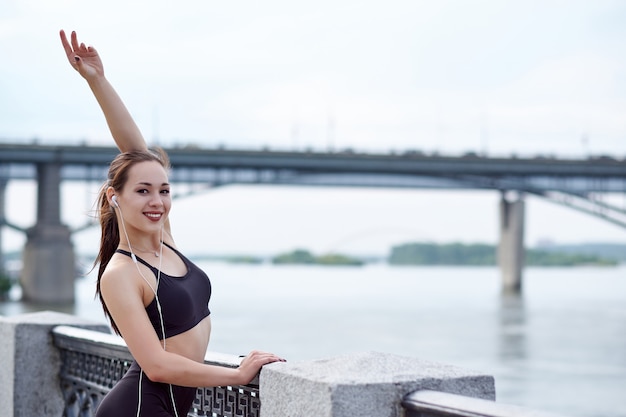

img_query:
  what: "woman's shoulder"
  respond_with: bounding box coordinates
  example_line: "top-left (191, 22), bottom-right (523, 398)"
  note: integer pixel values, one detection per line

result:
top-left (101, 253), bottom-right (142, 289)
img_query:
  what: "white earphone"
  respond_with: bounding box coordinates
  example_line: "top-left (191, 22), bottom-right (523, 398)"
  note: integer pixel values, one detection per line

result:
top-left (112, 195), bottom-right (119, 207)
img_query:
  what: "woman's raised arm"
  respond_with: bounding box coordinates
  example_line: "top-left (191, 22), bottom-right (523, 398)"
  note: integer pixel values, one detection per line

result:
top-left (60, 29), bottom-right (147, 153)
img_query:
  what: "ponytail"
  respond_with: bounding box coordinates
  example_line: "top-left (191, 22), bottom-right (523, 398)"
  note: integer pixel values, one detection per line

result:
top-left (94, 184), bottom-right (121, 333)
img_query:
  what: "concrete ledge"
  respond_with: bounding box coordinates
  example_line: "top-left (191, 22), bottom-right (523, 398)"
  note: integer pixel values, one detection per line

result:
top-left (0, 311), bottom-right (109, 417)
top-left (260, 351), bottom-right (495, 417)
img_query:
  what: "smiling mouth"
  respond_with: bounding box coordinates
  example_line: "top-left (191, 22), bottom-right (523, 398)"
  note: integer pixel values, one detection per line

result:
top-left (144, 212), bottom-right (163, 220)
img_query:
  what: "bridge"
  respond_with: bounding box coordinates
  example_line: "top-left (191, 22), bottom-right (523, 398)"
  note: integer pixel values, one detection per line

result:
top-left (1, 142), bottom-right (625, 302)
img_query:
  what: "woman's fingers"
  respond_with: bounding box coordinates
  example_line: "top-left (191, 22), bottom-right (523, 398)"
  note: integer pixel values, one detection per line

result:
top-left (70, 30), bottom-right (80, 52)
top-left (244, 350), bottom-right (286, 367)
top-left (238, 351), bottom-right (285, 385)
top-left (59, 30), bottom-right (76, 64)
top-left (241, 351), bottom-right (285, 369)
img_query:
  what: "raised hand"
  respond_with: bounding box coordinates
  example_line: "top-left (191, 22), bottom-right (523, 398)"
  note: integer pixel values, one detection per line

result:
top-left (59, 29), bottom-right (104, 82)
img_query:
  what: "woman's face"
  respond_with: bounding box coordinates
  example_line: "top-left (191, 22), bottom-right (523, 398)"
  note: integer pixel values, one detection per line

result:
top-left (116, 160), bottom-right (171, 234)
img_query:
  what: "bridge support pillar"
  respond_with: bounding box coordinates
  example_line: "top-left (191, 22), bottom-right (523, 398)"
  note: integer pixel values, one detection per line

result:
top-left (498, 192), bottom-right (525, 294)
top-left (20, 163), bottom-right (75, 303)
top-left (0, 179), bottom-right (6, 272)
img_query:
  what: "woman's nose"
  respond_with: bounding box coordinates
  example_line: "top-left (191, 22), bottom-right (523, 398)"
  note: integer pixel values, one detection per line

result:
top-left (149, 193), bottom-right (164, 206)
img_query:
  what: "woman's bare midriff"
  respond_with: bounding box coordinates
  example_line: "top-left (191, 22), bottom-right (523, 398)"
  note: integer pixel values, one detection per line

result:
top-left (164, 315), bottom-right (212, 362)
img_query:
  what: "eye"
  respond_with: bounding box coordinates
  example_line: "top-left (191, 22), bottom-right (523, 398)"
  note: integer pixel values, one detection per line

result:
top-left (137, 189), bottom-right (149, 194)
top-left (160, 189), bottom-right (171, 195)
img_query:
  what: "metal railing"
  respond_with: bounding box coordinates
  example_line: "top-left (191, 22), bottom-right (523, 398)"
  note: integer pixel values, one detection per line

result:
top-left (52, 326), bottom-right (260, 417)
top-left (53, 325), bottom-right (571, 417)
top-left (402, 390), bottom-right (567, 417)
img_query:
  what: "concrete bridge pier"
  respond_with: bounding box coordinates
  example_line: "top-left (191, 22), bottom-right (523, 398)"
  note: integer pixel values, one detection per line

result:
top-left (498, 192), bottom-right (525, 294)
top-left (21, 163), bottom-right (75, 303)
top-left (0, 179), bottom-right (6, 272)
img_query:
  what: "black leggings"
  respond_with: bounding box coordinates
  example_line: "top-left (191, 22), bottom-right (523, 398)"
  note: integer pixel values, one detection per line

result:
top-left (95, 361), bottom-right (196, 417)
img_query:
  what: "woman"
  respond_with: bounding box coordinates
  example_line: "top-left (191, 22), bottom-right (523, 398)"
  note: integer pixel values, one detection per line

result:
top-left (59, 29), bottom-right (285, 417)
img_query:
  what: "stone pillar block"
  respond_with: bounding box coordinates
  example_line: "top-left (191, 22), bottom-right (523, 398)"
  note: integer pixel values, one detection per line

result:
top-left (499, 194), bottom-right (526, 294)
top-left (0, 311), bottom-right (109, 417)
top-left (21, 224), bottom-right (75, 303)
top-left (260, 351), bottom-right (495, 417)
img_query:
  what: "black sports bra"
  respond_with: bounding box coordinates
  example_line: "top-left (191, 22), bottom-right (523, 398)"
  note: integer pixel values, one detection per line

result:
top-left (116, 243), bottom-right (211, 339)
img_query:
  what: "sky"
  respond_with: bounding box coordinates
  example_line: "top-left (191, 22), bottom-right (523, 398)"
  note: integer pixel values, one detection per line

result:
top-left (1, 0), bottom-right (626, 256)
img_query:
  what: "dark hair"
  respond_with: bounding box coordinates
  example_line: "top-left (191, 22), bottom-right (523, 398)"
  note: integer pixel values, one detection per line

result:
top-left (94, 147), bottom-right (170, 335)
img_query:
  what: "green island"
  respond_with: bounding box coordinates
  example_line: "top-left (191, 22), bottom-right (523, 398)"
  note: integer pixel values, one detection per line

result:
top-left (272, 249), bottom-right (364, 266)
top-left (219, 255), bottom-right (264, 264)
top-left (388, 242), bottom-right (619, 267)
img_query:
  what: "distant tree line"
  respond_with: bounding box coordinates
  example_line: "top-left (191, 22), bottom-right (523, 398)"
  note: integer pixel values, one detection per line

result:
top-left (525, 249), bottom-right (617, 266)
top-left (389, 243), bottom-right (495, 265)
top-left (536, 243), bottom-right (626, 262)
top-left (272, 249), bottom-right (364, 266)
top-left (194, 243), bottom-right (621, 267)
top-left (388, 242), bottom-right (618, 266)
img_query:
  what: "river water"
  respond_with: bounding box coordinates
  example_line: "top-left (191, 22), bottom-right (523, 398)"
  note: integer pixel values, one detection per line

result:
top-left (2, 262), bottom-right (625, 417)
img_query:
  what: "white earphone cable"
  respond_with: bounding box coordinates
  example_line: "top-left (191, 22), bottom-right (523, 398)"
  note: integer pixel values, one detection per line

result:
top-left (114, 200), bottom-right (178, 417)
